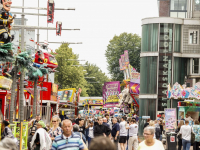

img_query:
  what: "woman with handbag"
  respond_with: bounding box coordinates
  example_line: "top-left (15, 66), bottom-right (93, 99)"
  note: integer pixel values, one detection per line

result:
top-left (175, 120), bottom-right (184, 150)
top-left (192, 120), bottom-right (200, 150)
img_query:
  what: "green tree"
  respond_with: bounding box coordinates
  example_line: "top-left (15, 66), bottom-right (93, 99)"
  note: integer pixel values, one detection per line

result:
top-left (105, 32), bottom-right (141, 81)
top-left (84, 62), bottom-right (110, 96)
top-left (54, 43), bottom-right (88, 96)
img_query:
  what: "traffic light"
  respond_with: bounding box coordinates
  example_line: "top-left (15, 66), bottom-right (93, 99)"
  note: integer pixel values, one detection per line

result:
top-left (47, 0), bottom-right (54, 23)
top-left (56, 21), bottom-right (62, 36)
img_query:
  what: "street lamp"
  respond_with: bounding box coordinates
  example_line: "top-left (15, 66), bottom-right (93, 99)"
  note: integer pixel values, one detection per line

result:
top-left (72, 65), bottom-right (88, 67)
top-left (84, 77), bottom-right (95, 79)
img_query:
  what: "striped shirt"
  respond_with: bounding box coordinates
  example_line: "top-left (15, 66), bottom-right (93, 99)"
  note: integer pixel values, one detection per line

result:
top-left (51, 132), bottom-right (84, 150)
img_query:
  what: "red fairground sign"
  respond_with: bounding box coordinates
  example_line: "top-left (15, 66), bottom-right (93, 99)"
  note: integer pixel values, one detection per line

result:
top-left (47, 0), bottom-right (54, 23)
top-left (56, 21), bottom-right (62, 36)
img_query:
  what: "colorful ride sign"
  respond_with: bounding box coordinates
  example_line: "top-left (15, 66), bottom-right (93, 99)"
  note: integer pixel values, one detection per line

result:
top-left (103, 81), bottom-right (121, 108)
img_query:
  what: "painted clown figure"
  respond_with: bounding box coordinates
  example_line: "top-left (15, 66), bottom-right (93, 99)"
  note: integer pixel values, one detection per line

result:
top-left (0, 0), bottom-right (13, 45)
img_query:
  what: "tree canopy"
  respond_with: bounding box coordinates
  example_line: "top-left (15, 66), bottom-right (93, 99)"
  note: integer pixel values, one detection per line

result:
top-left (84, 62), bottom-right (110, 96)
top-left (105, 32), bottom-right (141, 81)
top-left (54, 43), bottom-right (88, 96)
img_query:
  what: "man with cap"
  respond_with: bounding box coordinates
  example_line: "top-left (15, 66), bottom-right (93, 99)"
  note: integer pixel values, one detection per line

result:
top-left (0, 0), bottom-right (14, 44)
top-left (31, 121), bottom-right (52, 150)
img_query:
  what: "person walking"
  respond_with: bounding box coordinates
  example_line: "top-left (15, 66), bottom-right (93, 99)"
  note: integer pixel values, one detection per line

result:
top-left (143, 119), bottom-right (150, 129)
top-left (127, 119), bottom-right (138, 150)
top-left (75, 114), bottom-right (82, 125)
top-left (86, 121), bottom-right (94, 147)
top-left (73, 124), bottom-right (86, 144)
top-left (180, 120), bottom-right (192, 150)
top-left (119, 116), bottom-right (128, 150)
top-left (79, 119), bottom-right (86, 135)
top-left (111, 118), bottom-right (120, 150)
top-left (192, 120), bottom-right (200, 150)
top-left (103, 118), bottom-right (110, 128)
top-left (28, 126), bottom-right (36, 150)
top-left (51, 119), bottom-right (85, 150)
top-left (31, 120), bottom-right (52, 150)
top-left (137, 126), bottom-right (164, 150)
top-left (105, 114), bottom-right (112, 129)
top-left (175, 120), bottom-right (184, 150)
top-left (84, 116), bottom-right (89, 127)
top-left (155, 120), bottom-right (161, 140)
top-left (94, 118), bottom-right (111, 137)
top-left (159, 120), bottom-right (163, 141)
top-left (48, 115), bottom-right (63, 141)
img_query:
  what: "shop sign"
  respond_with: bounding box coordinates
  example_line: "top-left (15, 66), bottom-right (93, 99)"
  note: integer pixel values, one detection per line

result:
top-left (58, 88), bottom-right (76, 103)
top-left (103, 81), bottom-right (121, 108)
top-left (158, 24), bottom-right (173, 111)
top-left (51, 83), bottom-right (58, 102)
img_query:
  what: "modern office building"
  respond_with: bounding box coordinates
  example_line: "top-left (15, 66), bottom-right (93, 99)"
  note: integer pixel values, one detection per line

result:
top-left (139, 0), bottom-right (200, 126)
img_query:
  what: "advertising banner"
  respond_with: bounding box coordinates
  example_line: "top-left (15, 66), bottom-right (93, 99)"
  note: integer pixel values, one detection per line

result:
top-left (58, 88), bottom-right (76, 103)
top-left (51, 83), bottom-right (58, 102)
top-left (124, 50), bottom-right (129, 66)
top-left (47, 0), bottom-right (54, 23)
top-left (103, 81), bottom-right (121, 108)
top-left (165, 108), bottom-right (177, 132)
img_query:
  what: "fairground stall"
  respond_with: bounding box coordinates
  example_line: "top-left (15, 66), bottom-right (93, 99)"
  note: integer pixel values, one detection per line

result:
top-left (57, 88), bottom-right (77, 119)
top-left (167, 82), bottom-right (200, 122)
top-left (79, 97), bottom-right (103, 117)
top-left (116, 50), bottom-right (140, 117)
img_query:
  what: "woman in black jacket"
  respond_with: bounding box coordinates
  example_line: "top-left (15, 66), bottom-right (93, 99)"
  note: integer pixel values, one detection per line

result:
top-left (143, 118), bottom-right (150, 129)
top-left (175, 120), bottom-right (184, 150)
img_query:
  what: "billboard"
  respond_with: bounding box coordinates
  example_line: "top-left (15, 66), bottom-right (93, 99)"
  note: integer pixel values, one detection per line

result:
top-left (58, 88), bottom-right (76, 103)
top-left (165, 108), bottom-right (177, 132)
top-left (103, 81), bottom-right (121, 108)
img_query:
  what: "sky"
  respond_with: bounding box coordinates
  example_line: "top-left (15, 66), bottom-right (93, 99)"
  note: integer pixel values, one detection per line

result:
top-left (11, 0), bottom-right (158, 77)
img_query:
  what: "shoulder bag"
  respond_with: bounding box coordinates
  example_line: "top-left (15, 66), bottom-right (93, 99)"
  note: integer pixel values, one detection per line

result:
top-left (191, 127), bottom-right (195, 144)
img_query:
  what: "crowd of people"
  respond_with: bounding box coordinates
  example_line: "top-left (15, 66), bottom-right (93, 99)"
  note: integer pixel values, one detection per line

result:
top-left (0, 112), bottom-right (167, 150)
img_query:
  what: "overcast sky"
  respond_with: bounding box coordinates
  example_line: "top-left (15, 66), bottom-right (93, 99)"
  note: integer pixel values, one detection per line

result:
top-left (11, 0), bottom-right (158, 77)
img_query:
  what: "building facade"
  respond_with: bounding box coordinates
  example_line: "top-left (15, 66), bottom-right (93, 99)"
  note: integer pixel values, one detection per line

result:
top-left (139, 0), bottom-right (200, 126)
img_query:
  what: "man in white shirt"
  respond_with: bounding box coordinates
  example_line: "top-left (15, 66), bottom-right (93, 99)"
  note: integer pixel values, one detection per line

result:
top-left (127, 119), bottom-right (138, 150)
top-left (185, 114), bottom-right (193, 122)
top-left (180, 120), bottom-right (191, 150)
top-left (119, 116), bottom-right (127, 150)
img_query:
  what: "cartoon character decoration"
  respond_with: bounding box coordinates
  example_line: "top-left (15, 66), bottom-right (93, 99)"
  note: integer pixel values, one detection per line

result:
top-left (122, 87), bottom-right (133, 104)
top-left (0, 0), bottom-right (15, 44)
top-left (47, 0), bottom-right (54, 23)
top-left (34, 50), bottom-right (58, 70)
top-left (56, 21), bottom-right (62, 36)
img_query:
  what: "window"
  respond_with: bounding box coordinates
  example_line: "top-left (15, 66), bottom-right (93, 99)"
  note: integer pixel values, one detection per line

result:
top-left (192, 58), bottom-right (199, 74)
top-left (174, 24), bottom-right (181, 52)
top-left (140, 57), bottom-right (157, 94)
top-left (189, 30), bottom-right (199, 45)
top-left (142, 24), bottom-right (158, 52)
top-left (170, 0), bottom-right (187, 11)
top-left (195, 0), bottom-right (200, 11)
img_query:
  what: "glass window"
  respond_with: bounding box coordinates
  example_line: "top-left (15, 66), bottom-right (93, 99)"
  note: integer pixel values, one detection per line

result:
top-left (189, 30), bottom-right (199, 45)
top-left (139, 99), bottom-right (156, 135)
top-left (195, 0), bottom-right (200, 11)
top-left (174, 24), bottom-right (181, 52)
top-left (173, 58), bottom-right (187, 84)
top-left (140, 57), bottom-right (157, 94)
top-left (192, 58), bottom-right (199, 74)
top-left (170, 0), bottom-right (187, 10)
top-left (142, 24), bottom-right (158, 52)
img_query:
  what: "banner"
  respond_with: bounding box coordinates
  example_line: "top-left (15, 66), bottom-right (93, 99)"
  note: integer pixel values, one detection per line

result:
top-left (124, 50), bottom-right (129, 66)
top-left (58, 88), bottom-right (76, 103)
top-left (103, 81), bottom-right (121, 108)
top-left (165, 108), bottom-right (177, 132)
